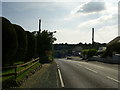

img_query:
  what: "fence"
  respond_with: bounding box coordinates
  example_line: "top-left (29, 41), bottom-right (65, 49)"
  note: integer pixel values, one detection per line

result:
top-left (0, 57), bottom-right (41, 79)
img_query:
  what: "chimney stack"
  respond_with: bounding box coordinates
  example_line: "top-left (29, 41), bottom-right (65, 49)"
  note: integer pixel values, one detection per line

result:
top-left (39, 19), bottom-right (41, 33)
top-left (92, 28), bottom-right (94, 44)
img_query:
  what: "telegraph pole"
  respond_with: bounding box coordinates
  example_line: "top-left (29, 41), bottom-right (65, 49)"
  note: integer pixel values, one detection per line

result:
top-left (92, 28), bottom-right (94, 44)
top-left (39, 19), bottom-right (41, 33)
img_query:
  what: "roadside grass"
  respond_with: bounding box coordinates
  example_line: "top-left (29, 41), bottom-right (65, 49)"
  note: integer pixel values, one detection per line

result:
top-left (16, 62), bottom-right (41, 81)
top-left (2, 61), bottom-right (24, 75)
top-left (1, 60), bottom-right (41, 87)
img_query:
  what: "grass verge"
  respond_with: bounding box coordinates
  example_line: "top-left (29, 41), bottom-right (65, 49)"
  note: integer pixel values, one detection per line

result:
top-left (2, 61), bottom-right (41, 89)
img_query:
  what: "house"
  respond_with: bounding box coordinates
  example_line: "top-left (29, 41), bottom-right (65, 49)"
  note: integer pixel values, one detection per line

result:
top-left (107, 36), bottom-right (120, 46)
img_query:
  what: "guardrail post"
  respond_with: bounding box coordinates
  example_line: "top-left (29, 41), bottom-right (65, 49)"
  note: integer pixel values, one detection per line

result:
top-left (15, 66), bottom-right (17, 79)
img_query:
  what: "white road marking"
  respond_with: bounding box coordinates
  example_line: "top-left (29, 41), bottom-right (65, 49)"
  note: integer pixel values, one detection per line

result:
top-left (57, 65), bottom-right (65, 88)
top-left (78, 62), bottom-right (104, 69)
top-left (85, 67), bottom-right (98, 73)
top-left (57, 65), bottom-right (59, 68)
top-left (106, 76), bottom-right (120, 83)
top-left (77, 64), bottom-right (82, 67)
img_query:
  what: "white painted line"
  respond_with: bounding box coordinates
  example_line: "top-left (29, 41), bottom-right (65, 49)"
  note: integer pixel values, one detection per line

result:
top-left (57, 65), bottom-right (59, 68)
top-left (58, 69), bottom-right (65, 88)
top-left (78, 62), bottom-right (104, 69)
top-left (106, 76), bottom-right (120, 83)
top-left (85, 67), bottom-right (98, 73)
top-left (77, 64), bottom-right (82, 67)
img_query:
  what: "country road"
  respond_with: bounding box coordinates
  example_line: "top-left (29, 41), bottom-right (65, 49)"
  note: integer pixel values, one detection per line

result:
top-left (56, 58), bottom-right (119, 88)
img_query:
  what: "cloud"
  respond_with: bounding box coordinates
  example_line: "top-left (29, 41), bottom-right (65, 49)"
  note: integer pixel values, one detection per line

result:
top-left (95, 25), bottom-right (118, 43)
top-left (64, 2), bottom-right (107, 21)
top-left (76, 2), bottom-right (106, 14)
top-left (77, 14), bottom-right (117, 30)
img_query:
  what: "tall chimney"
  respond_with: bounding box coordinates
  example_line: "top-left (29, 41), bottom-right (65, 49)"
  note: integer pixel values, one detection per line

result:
top-left (39, 19), bottom-right (41, 33)
top-left (92, 28), bottom-right (94, 44)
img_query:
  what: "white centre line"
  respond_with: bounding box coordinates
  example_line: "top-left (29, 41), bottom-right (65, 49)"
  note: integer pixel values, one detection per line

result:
top-left (77, 64), bottom-right (82, 67)
top-left (106, 76), bottom-right (120, 83)
top-left (85, 67), bottom-right (98, 73)
top-left (78, 62), bottom-right (105, 69)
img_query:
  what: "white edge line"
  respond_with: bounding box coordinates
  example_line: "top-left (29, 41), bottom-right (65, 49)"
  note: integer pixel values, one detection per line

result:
top-left (106, 76), bottom-right (120, 83)
top-left (57, 65), bottom-right (65, 88)
top-left (85, 67), bottom-right (98, 73)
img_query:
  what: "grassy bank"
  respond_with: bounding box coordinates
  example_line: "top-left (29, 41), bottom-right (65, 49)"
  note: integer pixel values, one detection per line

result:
top-left (2, 61), bottom-right (41, 89)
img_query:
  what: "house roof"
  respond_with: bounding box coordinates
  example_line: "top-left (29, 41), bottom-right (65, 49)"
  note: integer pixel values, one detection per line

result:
top-left (107, 36), bottom-right (120, 46)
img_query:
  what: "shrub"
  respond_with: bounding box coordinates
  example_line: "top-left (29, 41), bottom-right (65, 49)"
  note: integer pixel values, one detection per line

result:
top-left (87, 49), bottom-right (97, 57)
top-left (82, 49), bottom-right (97, 58)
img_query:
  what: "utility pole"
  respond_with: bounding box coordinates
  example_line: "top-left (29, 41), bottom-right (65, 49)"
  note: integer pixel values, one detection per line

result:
top-left (39, 19), bottom-right (41, 33)
top-left (92, 28), bottom-right (94, 44)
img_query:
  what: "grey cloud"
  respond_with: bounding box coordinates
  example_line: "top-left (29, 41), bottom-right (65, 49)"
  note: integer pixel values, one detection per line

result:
top-left (77, 2), bottom-right (106, 13)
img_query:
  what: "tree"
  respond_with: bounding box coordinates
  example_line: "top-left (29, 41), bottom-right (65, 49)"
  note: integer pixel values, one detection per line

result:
top-left (13, 24), bottom-right (27, 62)
top-left (36, 30), bottom-right (56, 63)
top-left (2, 17), bottom-right (18, 66)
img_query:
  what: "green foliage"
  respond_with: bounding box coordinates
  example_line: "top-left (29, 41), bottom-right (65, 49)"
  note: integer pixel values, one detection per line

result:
top-left (82, 49), bottom-right (89, 56)
top-left (2, 17), bottom-right (18, 66)
top-left (25, 31), bottom-right (36, 62)
top-left (36, 30), bottom-right (56, 63)
top-left (87, 49), bottom-right (97, 57)
top-left (2, 17), bottom-right (57, 66)
top-left (82, 49), bottom-right (97, 58)
top-left (13, 24), bottom-right (27, 62)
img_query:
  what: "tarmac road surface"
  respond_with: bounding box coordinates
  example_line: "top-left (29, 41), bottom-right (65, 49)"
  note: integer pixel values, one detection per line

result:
top-left (56, 58), bottom-right (119, 88)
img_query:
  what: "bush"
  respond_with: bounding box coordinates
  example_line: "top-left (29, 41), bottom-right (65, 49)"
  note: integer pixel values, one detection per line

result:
top-left (2, 17), bottom-right (18, 66)
top-left (82, 49), bottom-right (97, 58)
top-left (87, 49), bottom-right (97, 57)
top-left (25, 31), bottom-right (36, 62)
top-left (13, 24), bottom-right (27, 62)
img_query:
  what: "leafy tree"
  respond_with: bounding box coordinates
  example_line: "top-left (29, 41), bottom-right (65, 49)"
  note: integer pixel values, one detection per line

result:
top-left (36, 30), bottom-right (56, 63)
top-left (13, 24), bottom-right (27, 62)
top-left (2, 17), bottom-right (18, 66)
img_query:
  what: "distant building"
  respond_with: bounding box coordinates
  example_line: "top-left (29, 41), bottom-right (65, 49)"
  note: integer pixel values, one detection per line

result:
top-left (98, 47), bottom-right (107, 53)
top-left (72, 46), bottom-right (83, 56)
top-left (107, 36), bottom-right (120, 55)
top-left (97, 47), bottom-right (107, 56)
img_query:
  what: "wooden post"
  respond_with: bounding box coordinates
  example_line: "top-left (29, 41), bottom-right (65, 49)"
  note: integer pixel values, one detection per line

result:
top-left (15, 66), bottom-right (17, 79)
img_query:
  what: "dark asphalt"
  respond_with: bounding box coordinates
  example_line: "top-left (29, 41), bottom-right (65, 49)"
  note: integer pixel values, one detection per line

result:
top-left (55, 58), bottom-right (119, 88)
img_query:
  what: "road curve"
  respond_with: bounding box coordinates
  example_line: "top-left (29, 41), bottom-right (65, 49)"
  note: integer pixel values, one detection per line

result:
top-left (55, 58), bottom-right (119, 88)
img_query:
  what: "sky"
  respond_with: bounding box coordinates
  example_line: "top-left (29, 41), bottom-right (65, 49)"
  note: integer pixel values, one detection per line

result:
top-left (1, 0), bottom-right (119, 44)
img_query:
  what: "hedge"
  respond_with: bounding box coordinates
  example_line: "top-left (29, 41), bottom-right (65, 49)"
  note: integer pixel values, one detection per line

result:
top-left (13, 24), bottom-right (27, 62)
top-left (25, 31), bottom-right (36, 62)
top-left (2, 17), bottom-right (18, 66)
